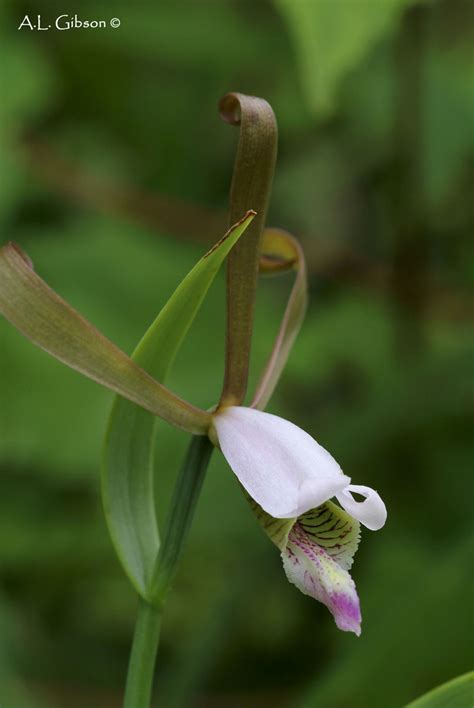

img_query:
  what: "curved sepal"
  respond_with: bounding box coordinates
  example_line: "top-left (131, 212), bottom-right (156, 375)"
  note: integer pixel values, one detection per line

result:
top-left (0, 242), bottom-right (210, 434)
top-left (259, 227), bottom-right (300, 274)
top-left (219, 92), bottom-right (278, 407)
top-left (252, 229), bottom-right (307, 410)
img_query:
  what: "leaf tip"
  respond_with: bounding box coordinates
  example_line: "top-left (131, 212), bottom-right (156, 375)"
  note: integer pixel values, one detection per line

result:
top-left (6, 242), bottom-right (34, 270)
top-left (203, 210), bottom-right (256, 259)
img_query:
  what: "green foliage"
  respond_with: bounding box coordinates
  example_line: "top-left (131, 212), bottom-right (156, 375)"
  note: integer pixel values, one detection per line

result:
top-left (275, 0), bottom-right (422, 115)
top-left (102, 213), bottom-right (253, 598)
top-left (406, 672), bottom-right (474, 707)
top-left (0, 5), bottom-right (56, 221)
top-left (421, 38), bottom-right (474, 207)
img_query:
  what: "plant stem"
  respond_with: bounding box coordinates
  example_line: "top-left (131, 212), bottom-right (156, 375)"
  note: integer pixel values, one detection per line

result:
top-left (123, 435), bottom-right (214, 708)
top-left (151, 435), bottom-right (213, 605)
top-left (124, 599), bottom-right (161, 708)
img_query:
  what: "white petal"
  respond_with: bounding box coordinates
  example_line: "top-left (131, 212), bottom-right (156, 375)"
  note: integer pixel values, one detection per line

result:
top-left (336, 484), bottom-right (387, 531)
top-left (213, 407), bottom-right (349, 518)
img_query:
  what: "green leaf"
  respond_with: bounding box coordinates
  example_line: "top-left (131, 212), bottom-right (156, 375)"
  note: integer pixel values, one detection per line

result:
top-left (421, 44), bottom-right (474, 207)
top-left (406, 672), bottom-right (474, 708)
top-left (275, 0), bottom-right (420, 116)
top-left (0, 242), bottom-right (211, 434)
top-left (102, 211), bottom-right (255, 598)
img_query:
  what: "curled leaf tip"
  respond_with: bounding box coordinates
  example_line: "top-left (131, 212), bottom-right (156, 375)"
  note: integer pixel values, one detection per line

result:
top-left (219, 92), bottom-right (243, 125)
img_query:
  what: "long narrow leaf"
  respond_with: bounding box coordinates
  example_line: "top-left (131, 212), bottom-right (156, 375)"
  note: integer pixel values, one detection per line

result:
top-left (102, 212), bottom-right (255, 597)
top-left (0, 243), bottom-right (211, 434)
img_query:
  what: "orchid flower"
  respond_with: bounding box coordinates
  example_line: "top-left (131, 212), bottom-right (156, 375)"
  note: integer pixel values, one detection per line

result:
top-left (210, 406), bottom-right (386, 635)
top-left (211, 221), bottom-right (386, 635)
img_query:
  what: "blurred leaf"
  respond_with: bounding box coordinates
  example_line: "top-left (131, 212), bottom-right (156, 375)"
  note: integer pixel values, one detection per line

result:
top-left (421, 42), bottom-right (474, 208)
top-left (102, 212), bottom-right (254, 597)
top-left (272, 139), bottom-right (357, 245)
top-left (73, 1), bottom-right (254, 66)
top-left (274, 0), bottom-right (420, 115)
top-left (0, 593), bottom-right (49, 708)
top-left (340, 40), bottom-right (396, 165)
top-left (0, 6), bottom-right (56, 222)
top-left (406, 672), bottom-right (474, 707)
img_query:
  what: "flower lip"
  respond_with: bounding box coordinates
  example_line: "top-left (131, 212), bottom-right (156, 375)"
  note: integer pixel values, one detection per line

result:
top-left (283, 522), bottom-right (362, 635)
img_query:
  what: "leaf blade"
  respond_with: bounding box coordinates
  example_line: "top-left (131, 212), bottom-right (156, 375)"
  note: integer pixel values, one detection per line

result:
top-left (102, 212), bottom-right (255, 596)
top-left (0, 243), bottom-right (211, 434)
top-left (406, 672), bottom-right (474, 708)
top-left (275, 0), bottom-right (419, 116)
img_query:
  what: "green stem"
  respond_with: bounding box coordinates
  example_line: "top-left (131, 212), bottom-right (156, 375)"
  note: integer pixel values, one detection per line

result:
top-left (151, 435), bottom-right (214, 605)
top-left (123, 435), bottom-right (214, 708)
top-left (124, 599), bottom-right (161, 708)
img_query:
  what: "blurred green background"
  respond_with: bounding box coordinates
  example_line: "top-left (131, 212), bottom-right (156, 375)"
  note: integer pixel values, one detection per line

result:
top-left (0, 0), bottom-right (472, 706)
